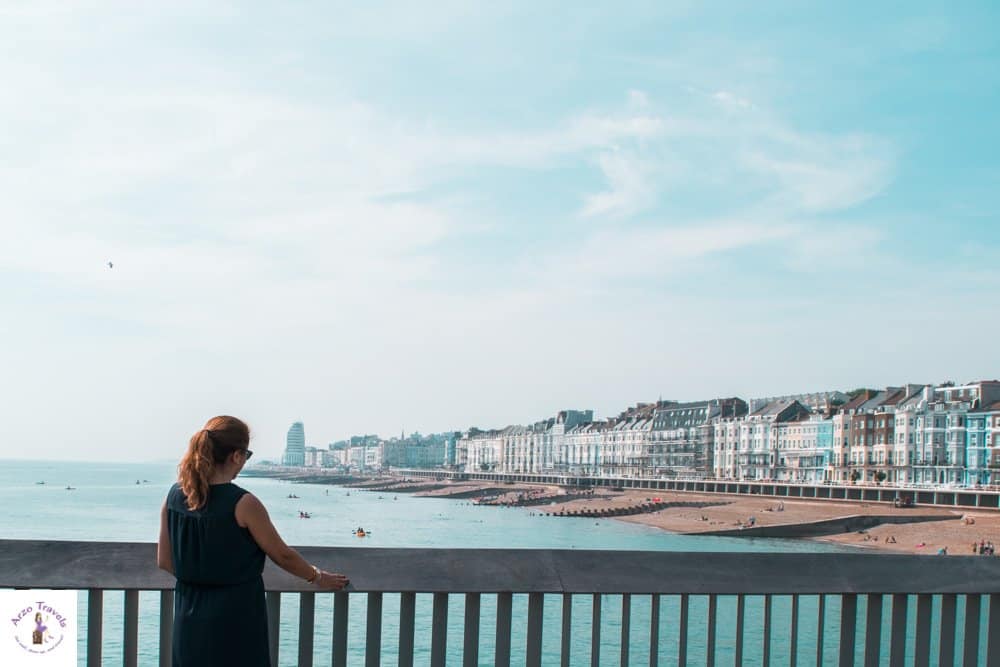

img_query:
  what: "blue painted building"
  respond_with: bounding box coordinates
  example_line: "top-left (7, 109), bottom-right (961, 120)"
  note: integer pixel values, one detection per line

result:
top-left (966, 408), bottom-right (1000, 486)
top-left (816, 420), bottom-right (834, 478)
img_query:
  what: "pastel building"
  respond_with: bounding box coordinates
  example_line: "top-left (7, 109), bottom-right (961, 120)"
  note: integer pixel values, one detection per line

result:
top-left (774, 415), bottom-right (830, 483)
top-left (452, 380), bottom-right (1000, 486)
top-left (651, 398), bottom-right (747, 478)
top-left (966, 405), bottom-right (1000, 486)
top-left (714, 400), bottom-right (810, 480)
top-left (892, 388), bottom-right (931, 485)
top-left (563, 422), bottom-right (609, 475)
top-left (912, 382), bottom-right (1000, 485)
top-left (460, 428), bottom-right (505, 472)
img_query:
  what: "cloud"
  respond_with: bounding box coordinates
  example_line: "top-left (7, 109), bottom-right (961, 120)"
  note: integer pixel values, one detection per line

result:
top-left (742, 131), bottom-right (894, 213)
top-left (572, 89), bottom-right (893, 224)
top-left (783, 225), bottom-right (887, 272)
top-left (0, 5), bottom-right (916, 460)
top-left (581, 150), bottom-right (657, 218)
top-left (713, 90), bottom-right (754, 110)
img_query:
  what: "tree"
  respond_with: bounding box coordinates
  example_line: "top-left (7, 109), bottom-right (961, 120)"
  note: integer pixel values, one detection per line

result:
top-left (850, 470), bottom-right (861, 483)
top-left (874, 471), bottom-right (887, 484)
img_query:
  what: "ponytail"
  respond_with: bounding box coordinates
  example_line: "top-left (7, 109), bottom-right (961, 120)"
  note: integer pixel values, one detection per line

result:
top-left (178, 430), bottom-right (215, 510)
top-left (177, 416), bottom-right (251, 510)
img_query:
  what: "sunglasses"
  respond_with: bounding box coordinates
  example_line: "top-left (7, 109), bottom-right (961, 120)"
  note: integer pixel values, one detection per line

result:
top-left (239, 449), bottom-right (254, 461)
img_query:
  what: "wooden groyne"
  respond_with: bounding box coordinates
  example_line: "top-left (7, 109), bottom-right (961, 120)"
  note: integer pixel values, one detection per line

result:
top-left (361, 483), bottom-right (452, 494)
top-left (418, 487), bottom-right (516, 500)
top-left (475, 490), bottom-right (604, 508)
top-left (544, 500), bottom-right (731, 519)
top-left (343, 478), bottom-right (398, 489)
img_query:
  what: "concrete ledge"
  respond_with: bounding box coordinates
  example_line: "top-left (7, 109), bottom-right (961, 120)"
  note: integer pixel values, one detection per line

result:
top-left (3, 539), bottom-right (1000, 595)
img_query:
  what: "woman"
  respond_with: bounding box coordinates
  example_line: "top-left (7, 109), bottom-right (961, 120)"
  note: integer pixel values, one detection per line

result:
top-left (157, 416), bottom-right (348, 666)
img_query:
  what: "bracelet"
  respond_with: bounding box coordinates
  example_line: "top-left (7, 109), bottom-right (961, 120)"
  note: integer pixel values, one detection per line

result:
top-left (305, 565), bottom-right (320, 583)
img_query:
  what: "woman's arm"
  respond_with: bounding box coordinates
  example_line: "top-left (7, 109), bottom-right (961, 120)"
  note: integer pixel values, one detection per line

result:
top-left (236, 493), bottom-right (349, 591)
top-left (157, 501), bottom-right (174, 574)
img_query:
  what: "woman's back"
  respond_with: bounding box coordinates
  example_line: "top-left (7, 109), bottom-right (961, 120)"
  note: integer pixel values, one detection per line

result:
top-left (166, 482), bottom-right (269, 667)
top-left (166, 482), bottom-right (265, 585)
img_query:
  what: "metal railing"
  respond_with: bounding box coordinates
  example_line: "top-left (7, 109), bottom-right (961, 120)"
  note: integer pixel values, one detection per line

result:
top-left (3, 539), bottom-right (1000, 666)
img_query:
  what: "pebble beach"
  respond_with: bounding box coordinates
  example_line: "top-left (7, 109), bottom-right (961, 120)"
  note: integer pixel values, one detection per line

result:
top-left (413, 480), bottom-right (1000, 556)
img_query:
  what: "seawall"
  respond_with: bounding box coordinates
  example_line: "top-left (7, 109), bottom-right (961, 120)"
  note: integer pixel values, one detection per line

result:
top-left (693, 513), bottom-right (954, 538)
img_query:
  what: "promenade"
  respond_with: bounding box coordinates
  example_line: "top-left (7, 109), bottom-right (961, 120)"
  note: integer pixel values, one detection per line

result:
top-left (245, 467), bottom-right (1000, 557)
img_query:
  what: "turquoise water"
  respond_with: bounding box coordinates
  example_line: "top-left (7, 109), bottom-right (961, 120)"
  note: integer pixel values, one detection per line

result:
top-left (0, 460), bottom-right (856, 549)
top-left (1, 461), bottom-right (975, 665)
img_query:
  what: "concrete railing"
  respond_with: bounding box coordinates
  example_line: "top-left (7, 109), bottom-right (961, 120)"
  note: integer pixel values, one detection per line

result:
top-left (2, 539), bottom-right (1000, 666)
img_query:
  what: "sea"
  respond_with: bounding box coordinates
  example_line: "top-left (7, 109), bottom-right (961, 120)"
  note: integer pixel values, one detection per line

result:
top-left (0, 461), bottom-right (972, 665)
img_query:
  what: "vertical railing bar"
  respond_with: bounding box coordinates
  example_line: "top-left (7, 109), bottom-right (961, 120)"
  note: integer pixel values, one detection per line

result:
top-left (707, 595), bottom-right (717, 667)
top-left (735, 593), bottom-right (745, 666)
top-left (526, 592), bottom-right (544, 667)
top-left (495, 592), bottom-right (513, 667)
top-left (986, 593), bottom-right (1000, 667)
top-left (839, 594), bottom-right (856, 667)
top-left (914, 594), bottom-right (932, 667)
top-left (398, 592), bottom-right (416, 667)
top-left (561, 593), bottom-right (573, 667)
top-left (864, 594), bottom-right (883, 667)
top-left (463, 593), bottom-right (481, 667)
top-left (591, 594), bottom-right (602, 667)
top-left (299, 591), bottom-right (316, 667)
top-left (762, 594), bottom-right (771, 667)
top-left (649, 593), bottom-right (660, 667)
top-left (889, 594), bottom-right (908, 667)
top-left (939, 593), bottom-right (956, 667)
top-left (267, 591), bottom-right (281, 667)
top-left (365, 592), bottom-right (382, 667)
top-left (123, 589), bottom-right (139, 667)
top-left (678, 594), bottom-right (689, 667)
top-left (430, 592), bottom-right (449, 667)
top-left (620, 593), bottom-right (632, 667)
top-left (332, 591), bottom-right (349, 667)
top-left (159, 589), bottom-right (173, 667)
top-left (816, 595), bottom-right (826, 667)
top-left (87, 589), bottom-right (103, 667)
top-left (788, 595), bottom-right (797, 667)
top-left (964, 594), bottom-right (982, 667)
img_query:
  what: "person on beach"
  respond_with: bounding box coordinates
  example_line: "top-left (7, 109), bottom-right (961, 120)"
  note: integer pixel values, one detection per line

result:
top-left (157, 416), bottom-right (349, 667)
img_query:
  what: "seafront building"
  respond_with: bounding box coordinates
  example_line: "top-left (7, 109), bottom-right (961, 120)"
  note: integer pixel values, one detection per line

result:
top-left (282, 421), bottom-right (306, 466)
top-left (452, 380), bottom-right (1000, 486)
top-left (276, 380), bottom-right (1000, 485)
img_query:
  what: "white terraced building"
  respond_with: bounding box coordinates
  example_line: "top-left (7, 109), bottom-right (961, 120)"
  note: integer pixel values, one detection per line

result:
top-left (456, 382), bottom-right (1000, 487)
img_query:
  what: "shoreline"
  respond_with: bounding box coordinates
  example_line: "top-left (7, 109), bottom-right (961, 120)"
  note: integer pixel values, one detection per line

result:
top-left (244, 469), bottom-right (1000, 556)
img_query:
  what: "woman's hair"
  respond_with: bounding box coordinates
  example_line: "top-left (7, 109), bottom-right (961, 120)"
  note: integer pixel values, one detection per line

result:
top-left (178, 415), bottom-right (250, 510)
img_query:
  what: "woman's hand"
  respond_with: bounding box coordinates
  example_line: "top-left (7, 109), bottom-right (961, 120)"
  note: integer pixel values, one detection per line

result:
top-left (314, 570), bottom-right (350, 591)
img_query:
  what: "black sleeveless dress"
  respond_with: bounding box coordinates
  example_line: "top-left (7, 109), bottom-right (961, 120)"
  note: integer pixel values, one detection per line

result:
top-left (166, 482), bottom-right (269, 667)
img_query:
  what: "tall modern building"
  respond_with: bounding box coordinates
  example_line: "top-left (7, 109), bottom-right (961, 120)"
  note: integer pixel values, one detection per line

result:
top-left (283, 422), bottom-right (306, 466)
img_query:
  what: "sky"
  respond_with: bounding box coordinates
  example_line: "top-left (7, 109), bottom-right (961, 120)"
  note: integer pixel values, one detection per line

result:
top-left (1, 2), bottom-right (998, 462)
